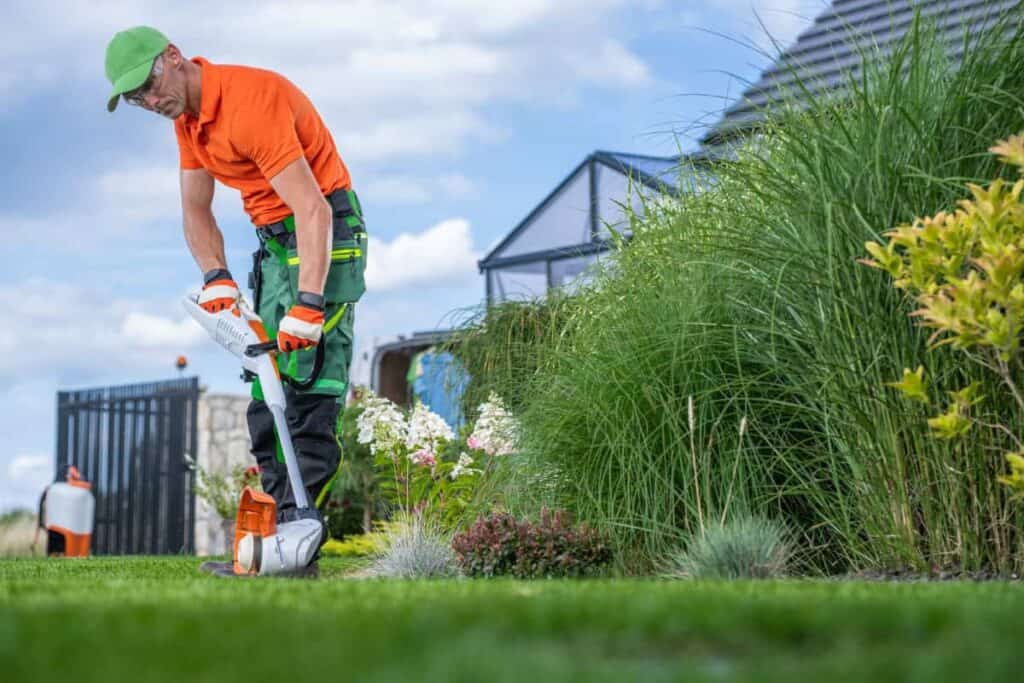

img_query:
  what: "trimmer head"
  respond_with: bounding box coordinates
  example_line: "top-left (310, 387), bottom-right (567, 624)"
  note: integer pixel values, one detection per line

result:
top-left (232, 487), bottom-right (277, 575)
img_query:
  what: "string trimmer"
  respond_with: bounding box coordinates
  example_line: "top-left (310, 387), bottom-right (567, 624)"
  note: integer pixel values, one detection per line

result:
top-left (184, 293), bottom-right (324, 577)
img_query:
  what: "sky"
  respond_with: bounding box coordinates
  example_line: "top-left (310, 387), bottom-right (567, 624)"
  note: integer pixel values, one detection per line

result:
top-left (0, 0), bottom-right (826, 511)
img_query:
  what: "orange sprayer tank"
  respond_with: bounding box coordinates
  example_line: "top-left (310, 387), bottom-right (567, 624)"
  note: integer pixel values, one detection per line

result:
top-left (44, 466), bottom-right (94, 557)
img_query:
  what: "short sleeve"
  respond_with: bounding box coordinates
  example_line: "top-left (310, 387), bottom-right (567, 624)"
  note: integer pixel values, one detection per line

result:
top-left (231, 83), bottom-right (304, 181)
top-left (173, 118), bottom-right (203, 170)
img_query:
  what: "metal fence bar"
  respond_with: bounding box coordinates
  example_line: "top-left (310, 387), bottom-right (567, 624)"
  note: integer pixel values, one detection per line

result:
top-left (53, 378), bottom-right (200, 555)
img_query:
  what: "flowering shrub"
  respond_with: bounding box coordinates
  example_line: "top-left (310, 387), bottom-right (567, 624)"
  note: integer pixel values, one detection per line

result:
top-left (466, 393), bottom-right (518, 456)
top-left (355, 391), bottom-right (518, 528)
top-left (863, 133), bottom-right (1024, 492)
top-left (451, 509), bottom-right (613, 578)
top-left (185, 456), bottom-right (261, 520)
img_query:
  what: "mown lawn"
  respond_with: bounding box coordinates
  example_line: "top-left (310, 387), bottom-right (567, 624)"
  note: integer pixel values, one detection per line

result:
top-left (1, 557), bottom-right (1022, 682)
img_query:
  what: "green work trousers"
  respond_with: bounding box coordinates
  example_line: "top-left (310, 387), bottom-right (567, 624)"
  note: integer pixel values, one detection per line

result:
top-left (247, 189), bottom-right (365, 513)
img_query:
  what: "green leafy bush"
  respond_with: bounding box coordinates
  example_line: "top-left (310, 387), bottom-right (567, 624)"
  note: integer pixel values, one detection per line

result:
top-left (320, 521), bottom-right (401, 557)
top-left (667, 514), bottom-right (793, 580)
top-left (452, 509), bottom-right (612, 578)
top-left (185, 456), bottom-right (261, 520)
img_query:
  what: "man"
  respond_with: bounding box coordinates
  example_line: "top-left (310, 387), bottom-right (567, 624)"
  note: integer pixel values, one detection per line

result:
top-left (104, 26), bottom-right (366, 575)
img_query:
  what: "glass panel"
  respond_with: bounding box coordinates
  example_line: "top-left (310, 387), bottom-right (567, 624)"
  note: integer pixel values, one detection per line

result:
top-left (489, 261), bottom-right (549, 303)
top-left (595, 165), bottom-right (644, 239)
top-left (490, 166), bottom-right (592, 260)
top-left (550, 254), bottom-right (599, 295)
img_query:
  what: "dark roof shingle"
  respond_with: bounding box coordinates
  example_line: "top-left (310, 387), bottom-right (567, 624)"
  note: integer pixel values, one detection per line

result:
top-left (702, 0), bottom-right (1021, 145)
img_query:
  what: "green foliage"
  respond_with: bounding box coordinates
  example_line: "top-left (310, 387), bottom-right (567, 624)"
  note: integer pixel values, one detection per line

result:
top-left (327, 389), bottom-right (388, 537)
top-left (320, 521), bottom-right (400, 557)
top-left (452, 509), bottom-right (613, 578)
top-left (0, 509), bottom-right (33, 525)
top-left (481, 12), bottom-right (1024, 574)
top-left (445, 294), bottom-right (575, 417)
top-left (866, 135), bottom-right (1024, 492)
top-left (667, 514), bottom-right (793, 580)
top-left (186, 457), bottom-right (260, 520)
top-left (998, 453), bottom-right (1024, 499)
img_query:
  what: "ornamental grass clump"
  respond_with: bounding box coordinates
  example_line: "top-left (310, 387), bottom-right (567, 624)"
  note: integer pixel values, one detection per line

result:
top-left (452, 509), bottom-right (612, 578)
top-left (668, 515), bottom-right (793, 580)
top-left (495, 12), bottom-right (1024, 574)
top-left (369, 515), bottom-right (457, 579)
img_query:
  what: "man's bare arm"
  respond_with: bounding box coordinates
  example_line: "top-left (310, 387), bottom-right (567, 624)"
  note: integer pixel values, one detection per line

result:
top-left (180, 168), bottom-right (227, 274)
top-left (268, 156), bottom-right (331, 296)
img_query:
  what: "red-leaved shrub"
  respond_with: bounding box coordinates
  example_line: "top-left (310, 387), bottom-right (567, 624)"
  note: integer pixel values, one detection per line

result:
top-left (451, 508), bottom-right (612, 578)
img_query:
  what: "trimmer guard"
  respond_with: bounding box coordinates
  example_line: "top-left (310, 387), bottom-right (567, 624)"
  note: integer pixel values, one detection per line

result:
top-left (232, 486), bottom-right (277, 575)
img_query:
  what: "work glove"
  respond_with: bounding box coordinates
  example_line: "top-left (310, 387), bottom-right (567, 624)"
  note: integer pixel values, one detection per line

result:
top-left (197, 268), bottom-right (240, 313)
top-left (277, 292), bottom-right (325, 352)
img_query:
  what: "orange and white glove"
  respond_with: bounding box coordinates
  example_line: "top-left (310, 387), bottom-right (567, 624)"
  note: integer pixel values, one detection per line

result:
top-left (197, 268), bottom-right (240, 313)
top-left (277, 292), bottom-right (325, 352)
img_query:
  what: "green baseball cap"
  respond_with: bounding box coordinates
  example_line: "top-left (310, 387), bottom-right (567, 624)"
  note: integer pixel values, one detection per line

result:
top-left (105, 26), bottom-right (170, 112)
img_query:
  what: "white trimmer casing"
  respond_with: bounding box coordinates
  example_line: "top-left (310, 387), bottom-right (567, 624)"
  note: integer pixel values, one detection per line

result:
top-left (184, 293), bottom-right (324, 577)
top-left (236, 518), bottom-right (323, 575)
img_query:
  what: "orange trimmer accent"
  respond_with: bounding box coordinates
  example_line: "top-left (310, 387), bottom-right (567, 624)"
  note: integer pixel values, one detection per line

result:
top-left (67, 466), bottom-right (92, 490)
top-left (232, 487), bottom-right (277, 575)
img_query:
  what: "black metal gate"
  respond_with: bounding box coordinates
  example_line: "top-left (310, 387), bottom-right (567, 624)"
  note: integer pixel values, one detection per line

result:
top-left (55, 377), bottom-right (199, 555)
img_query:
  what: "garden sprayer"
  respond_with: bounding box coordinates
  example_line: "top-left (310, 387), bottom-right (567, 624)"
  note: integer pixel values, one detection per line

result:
top-left (183, 293), bottom-right (323, 577)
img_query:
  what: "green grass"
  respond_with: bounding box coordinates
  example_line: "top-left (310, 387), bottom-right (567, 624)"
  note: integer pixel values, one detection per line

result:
top-left (2, 557), bottom-right (1023, 682)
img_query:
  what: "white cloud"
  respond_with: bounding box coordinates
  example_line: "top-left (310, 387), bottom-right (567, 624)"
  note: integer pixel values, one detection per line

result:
top-left (3, 453), bottom-right (53, 511)
top-left (3, 160), bottom-right (245, 250)
top-left (359, 178), bottom-right (431, 205)
top-left (365, 218), bottom-right (480, 291)
top-left (8, 454), bottom-right (51, 484)
top-left (0, 278), bottom-right (207, 382)
top-left (3, 1), bottom-right (654, 164)
top-left (121, 312), bottom-right (205, 348)
top-left (438, 174), bottom-right (477, 200)
top-left (360, 173), bottom-right (477, 205)
top-left (695, 1), bottom-right (825, 52)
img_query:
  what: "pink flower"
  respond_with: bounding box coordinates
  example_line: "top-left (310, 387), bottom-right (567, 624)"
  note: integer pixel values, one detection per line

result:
top-left (410, 449), bottom-right (437, 468)
top-left (467, 436), bottom-right (482, 450)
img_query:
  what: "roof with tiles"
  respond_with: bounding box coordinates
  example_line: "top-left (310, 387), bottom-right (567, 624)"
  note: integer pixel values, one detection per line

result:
top-left (702, 0), bottom-right (1021, 146)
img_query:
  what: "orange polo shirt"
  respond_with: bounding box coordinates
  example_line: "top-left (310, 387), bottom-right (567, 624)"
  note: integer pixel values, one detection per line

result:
top-left (174, 57), bottom-right (351, 226)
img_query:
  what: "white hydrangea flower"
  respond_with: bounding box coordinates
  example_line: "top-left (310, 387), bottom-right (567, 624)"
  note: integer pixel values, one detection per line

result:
top-left (356, 394), bottom-right (408, 457)
top-left (468, 393), bottom-right (518, 456)
top-left (405, 402), bottom-right (454, 452)
top-left (450, 452), bottom-right (482, 480)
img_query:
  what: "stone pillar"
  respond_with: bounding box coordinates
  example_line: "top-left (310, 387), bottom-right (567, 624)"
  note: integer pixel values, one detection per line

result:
top-left (193, 392), bottom-right (253, 556)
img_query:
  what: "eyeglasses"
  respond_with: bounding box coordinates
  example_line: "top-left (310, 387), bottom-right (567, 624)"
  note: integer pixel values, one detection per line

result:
top-left (122, 55), bottom-right (165, 107)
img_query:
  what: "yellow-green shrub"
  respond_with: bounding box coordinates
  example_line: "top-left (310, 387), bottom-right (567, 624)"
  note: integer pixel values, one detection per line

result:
top-left (864, 134), bottom-right (1024, 489)
top-left (320, 521), bottom-right (402, 557)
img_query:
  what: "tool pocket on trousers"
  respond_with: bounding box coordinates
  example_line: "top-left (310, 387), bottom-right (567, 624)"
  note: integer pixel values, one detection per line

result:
top-left (285, 235), bottom-right (366, 304)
